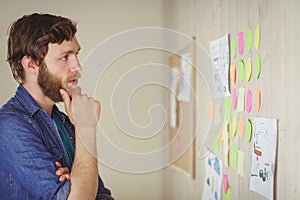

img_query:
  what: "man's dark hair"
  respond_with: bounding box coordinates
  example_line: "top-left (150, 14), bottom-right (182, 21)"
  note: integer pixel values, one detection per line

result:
top-left (7, 13), bottom-right (77, 83)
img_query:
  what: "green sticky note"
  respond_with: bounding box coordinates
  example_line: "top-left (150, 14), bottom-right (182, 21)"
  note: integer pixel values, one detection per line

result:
top-left (255, 24), bottom-right (260, 49)
top-left (232, 116), bottom-right (237, 137)
top-left (225, 185), bottom-right (231, 200)
top-left (214, 131), bottom-right (220, 152)
top-left (246, 119), bottom-right (252, 142)
top-left (246, 28), bottom-right (253, 52)
top-left (238, 60), bottom-right (245, 82)
top-left (231, 37), bottom-right (237, 59)
top-left (255, 55), bottom-right (261, 79)
top-left (246, 57), bottom-right (252, 81)
top-left (231, 145), bottom-right (238, 170)
top-left (225, 98), bottom-right (232, 123)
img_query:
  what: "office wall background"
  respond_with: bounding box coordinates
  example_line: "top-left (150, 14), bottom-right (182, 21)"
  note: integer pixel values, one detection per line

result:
top-left (163, 0), bottom-right (300, 199)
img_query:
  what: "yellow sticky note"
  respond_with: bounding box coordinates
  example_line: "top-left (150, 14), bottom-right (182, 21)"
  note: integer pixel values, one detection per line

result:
top-left (246, 57), bottom-right (252, 81)
top-left (238, 60), bottom-right (245, 82)
top-left (232, 116), bottom-right (237, 137)
top-left (237, 87), bottom-right (245, 112)
top-left (231, 37), bottom-right (237, 59)
top-left (255, 24), bottom-right (260, 49)
top-left (246, 119), bottom-right (252, 142)
top-left (214, 131), bottom-right (220, 152)
top-left (225, 186), bottom-right (231, 200)
top-left (246, 28), bottom-right (253, 52)
top-left (238, 116), bottom-right (245, 138)
top-left (238, 150), bottom-right (245, 176)
top-left (255, 55), bottom-right (261, 79)
top-left (231, 145), bottom-right (238, 170)
top-left (225, 98), bottom-right (232, 123)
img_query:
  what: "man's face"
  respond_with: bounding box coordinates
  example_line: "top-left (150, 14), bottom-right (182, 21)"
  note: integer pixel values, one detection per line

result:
top-left (38, 37), bottom-right (81, 102)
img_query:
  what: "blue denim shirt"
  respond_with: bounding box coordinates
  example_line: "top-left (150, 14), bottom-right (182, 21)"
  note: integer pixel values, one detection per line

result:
top-left (0, 85), bottom-right (113, 200)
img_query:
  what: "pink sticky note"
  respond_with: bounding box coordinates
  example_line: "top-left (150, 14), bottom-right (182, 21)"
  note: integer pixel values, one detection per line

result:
top-left (223, 174), bottom-right (229, 194)
top-left (238, 32), bottom-right (244, 55)
top-left (232, 89), bottom-right (237, 110)
top-left (246, 89), bottom-right (252, 112)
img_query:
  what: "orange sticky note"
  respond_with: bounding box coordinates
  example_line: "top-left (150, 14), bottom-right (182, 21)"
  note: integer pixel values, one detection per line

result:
top-left (230, 64), bottom-right (236, 86)
top-left (256, 88), bottom-right (261, 112)
top-left (238, 116), bottom-right (245, 138)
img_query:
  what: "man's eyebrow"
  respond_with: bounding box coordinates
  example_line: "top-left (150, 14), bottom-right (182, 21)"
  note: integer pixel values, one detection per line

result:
top-left (59, 46), bottom-right (81, 55)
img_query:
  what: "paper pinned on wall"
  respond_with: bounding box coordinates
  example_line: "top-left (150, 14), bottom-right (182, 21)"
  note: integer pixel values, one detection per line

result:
top-left (250, 118), bottom-right (278, 200)
top-left (178, 53), bottom-right (192, 102)
top-left (210, 34), bottom-right (230, 98)
top-left (202, 149), bottom-right (223, 200)
top-left (170, 67), bottom-right (179, 128)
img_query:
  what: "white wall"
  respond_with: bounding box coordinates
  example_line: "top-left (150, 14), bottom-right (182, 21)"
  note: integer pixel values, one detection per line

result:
top-left (0, 1), bottom-right (166, 199)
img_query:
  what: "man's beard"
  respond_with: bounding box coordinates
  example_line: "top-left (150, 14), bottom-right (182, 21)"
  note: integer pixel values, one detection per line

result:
top-left (37, 63), bottom-right (75, 103)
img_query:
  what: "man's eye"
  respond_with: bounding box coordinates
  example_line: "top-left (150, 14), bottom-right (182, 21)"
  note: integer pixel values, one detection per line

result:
top-left (62, 55), bottom-right (68, 61)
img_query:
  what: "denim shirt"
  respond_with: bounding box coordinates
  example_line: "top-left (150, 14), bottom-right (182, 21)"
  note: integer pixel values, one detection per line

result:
top-left (0, 85), bottom-right (113, 200)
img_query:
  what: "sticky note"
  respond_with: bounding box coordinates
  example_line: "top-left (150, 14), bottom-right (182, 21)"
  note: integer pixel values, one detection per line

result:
top-left (255, 55), bottom-right (261, 79)
top-left (238, 150), bottom-right (245, 176)
top-left (231, 145), bottom-right (238, 170)
top-left (230, 64), bottom-right (236, 86)
top-left (256, 88), bottom-right (261, 112)
top-left (232, 115), bottom-right (237, 137)
top-left (225, 98), bottom-right (232, 122)
top-left (214, 131), bottom-right (220, 152)
top-left (246, 119), bottom-right (252, 142)
top-left (223, 174), bottom-right (229, 194)
top-left (238, 116), bottom-right (245, 138)
top-left (225, 186), bottom-right (231, 200)
top-left (238, 60), bottom-right (244, 82)
top-left (238, 32), bottom-right (244, 55)
top-left (255, 24), bottom-right (260, 49)
top-left (232, 89), bottom-right (237, 110)
top-left (223, 124), bottom-right (229, 167)
top-left (246, 57), bottom-right (252, 81)
top-left (246, 28), bottom-right (253, 52)
top-left (246, 89), bottom-right (252, 113)
top-left (231, 37), bottom-right (237, 59)
top-left (237, 87), bottom-right (245, 112)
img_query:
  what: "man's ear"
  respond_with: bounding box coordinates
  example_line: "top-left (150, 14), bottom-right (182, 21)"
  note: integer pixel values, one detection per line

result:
top-left (21, 55), bottom-right (38, 74)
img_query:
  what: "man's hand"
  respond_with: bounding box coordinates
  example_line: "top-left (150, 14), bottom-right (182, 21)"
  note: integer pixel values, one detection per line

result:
top-left (60, 87), bottom-right (100, 127)
top-left (54, 161), bottom-right (70, 182)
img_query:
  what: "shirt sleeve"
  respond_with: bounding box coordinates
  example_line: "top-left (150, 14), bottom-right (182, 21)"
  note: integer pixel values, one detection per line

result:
top-left (0, 114), bottom-right (71, 199)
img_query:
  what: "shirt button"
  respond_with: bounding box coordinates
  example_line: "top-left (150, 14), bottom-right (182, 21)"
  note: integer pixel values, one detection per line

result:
top-left (52, 130), bottom-right (57, 134)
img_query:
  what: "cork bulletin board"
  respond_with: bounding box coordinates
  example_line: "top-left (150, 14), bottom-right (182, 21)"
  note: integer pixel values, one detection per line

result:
top-left (168, 38), bottom-right (196, 179)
